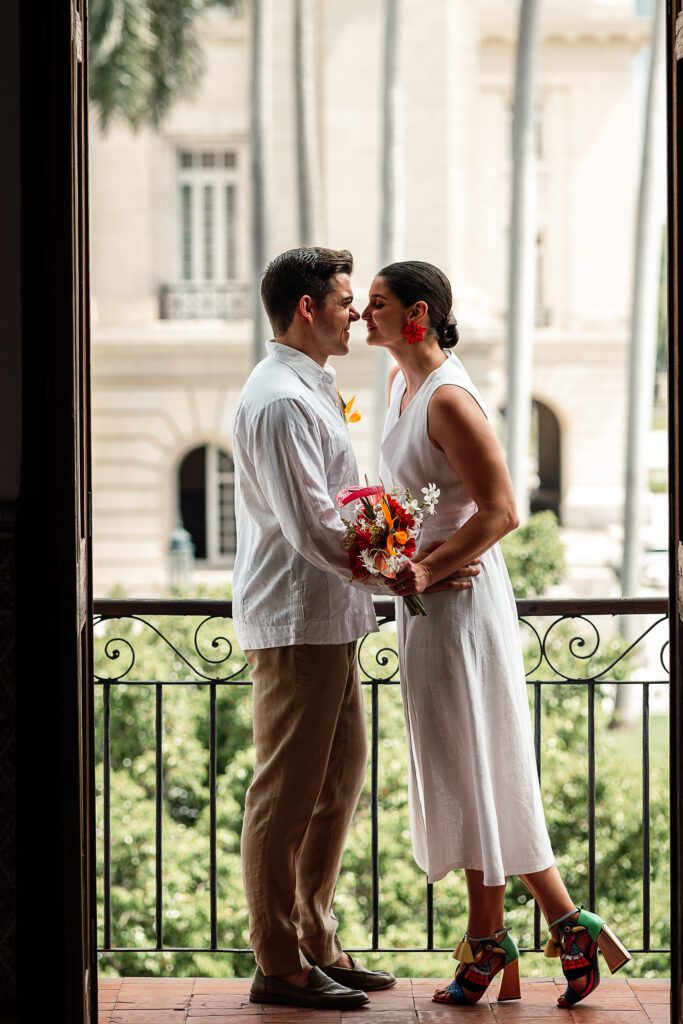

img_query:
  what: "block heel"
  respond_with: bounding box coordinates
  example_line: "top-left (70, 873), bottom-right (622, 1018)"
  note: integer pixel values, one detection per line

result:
top-left (497, 957), bottom-right (521, 1002)
top-left (596, 923), bottom-right (632, 974)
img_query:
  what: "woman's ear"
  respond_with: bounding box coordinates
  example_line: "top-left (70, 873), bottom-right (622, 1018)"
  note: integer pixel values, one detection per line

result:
top-left (409, 300), bottom-right (429, 324)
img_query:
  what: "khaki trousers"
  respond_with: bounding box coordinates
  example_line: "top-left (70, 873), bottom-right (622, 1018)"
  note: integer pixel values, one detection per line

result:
top-left (241, 642), bottom-right (367, 976)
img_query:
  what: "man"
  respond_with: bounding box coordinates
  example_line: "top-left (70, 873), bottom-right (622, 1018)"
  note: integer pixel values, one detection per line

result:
top-left (232, 247), bottom-right (475, 1010)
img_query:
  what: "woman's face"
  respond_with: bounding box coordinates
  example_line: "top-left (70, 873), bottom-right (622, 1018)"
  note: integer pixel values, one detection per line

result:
top-left (361, 276), bottom-right (408, 347)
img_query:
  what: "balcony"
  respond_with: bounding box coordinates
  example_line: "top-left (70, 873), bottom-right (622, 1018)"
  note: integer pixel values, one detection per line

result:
top-left (93, 596), bottom-right (670, 1010)
top-left (159, 282), bottom-right (251, 320)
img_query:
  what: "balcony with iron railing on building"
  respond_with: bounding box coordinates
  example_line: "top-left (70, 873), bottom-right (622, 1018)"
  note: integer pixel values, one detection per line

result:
top-left (159, 282), bottom-right (252, 320)
top-left (93, 595), bottom-right (671, 1023)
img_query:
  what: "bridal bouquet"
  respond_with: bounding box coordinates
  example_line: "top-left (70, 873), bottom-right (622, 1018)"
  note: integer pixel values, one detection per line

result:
top-left (336, 481), bottom-right (440, 616)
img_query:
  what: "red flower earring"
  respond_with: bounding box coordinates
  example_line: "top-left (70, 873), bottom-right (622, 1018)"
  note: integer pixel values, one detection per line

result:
top-left (401, 323), bottom-right (426, 345)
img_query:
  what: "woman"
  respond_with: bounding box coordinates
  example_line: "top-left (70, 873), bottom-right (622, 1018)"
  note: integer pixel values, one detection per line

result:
top-left (361, 261), bottom-right (629, 1009)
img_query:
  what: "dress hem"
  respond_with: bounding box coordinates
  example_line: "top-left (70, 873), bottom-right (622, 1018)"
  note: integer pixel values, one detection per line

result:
top-left (424, 855), bottom-right (556, 888)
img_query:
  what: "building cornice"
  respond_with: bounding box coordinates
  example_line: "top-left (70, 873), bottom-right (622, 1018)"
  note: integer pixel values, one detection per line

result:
top-left (481, 14), bottom-right (652, 48)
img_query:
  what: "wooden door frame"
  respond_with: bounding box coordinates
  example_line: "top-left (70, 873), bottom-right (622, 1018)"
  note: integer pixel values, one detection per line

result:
top-left (6, 2), bottom-right (683, 1022)
top-left (668, 3), bottom-right (682, 1023)
top-left (15, 1), bottom-right (97, 1021)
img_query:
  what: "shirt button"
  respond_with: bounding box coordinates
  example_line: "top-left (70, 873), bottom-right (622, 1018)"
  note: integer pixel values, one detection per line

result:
top-left (322, 373), bottom-right (333, 385)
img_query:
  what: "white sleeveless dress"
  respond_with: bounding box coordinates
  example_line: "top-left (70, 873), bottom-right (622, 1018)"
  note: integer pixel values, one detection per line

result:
top-left (379, 354), bottom-right (555, 886)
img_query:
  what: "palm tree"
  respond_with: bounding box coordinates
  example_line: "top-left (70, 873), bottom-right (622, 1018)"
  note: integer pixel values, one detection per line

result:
top-left (250, 0), bottom-right (272, 364)
top-left (294, 0), bottom-right (323, 245)
top-left (89, 0), bottom-right (241, 130)
top-left (374, 0), bottom-right (405, 469)
top-left (612, 0), bottom-right (666, 729)
top-left (621, 0), bottom-right (666, 601)
top-left (506, 0), bottom-right (542, 522)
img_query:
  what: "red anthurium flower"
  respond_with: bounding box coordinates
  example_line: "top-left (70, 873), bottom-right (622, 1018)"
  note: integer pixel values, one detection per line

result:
top-left (401, 322), bottom-right (426, 345)
top-left (336, 485), bottom-right (384, 507)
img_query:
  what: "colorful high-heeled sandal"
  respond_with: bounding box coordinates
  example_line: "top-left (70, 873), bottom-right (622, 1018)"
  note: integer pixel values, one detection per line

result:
top-left (545, 907), bottom-right (631, 1008)
top-left (433, 928), bottom-right (521, 1006)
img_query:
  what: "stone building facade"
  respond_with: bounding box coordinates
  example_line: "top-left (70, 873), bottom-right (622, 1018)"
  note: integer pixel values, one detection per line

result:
top-left (89, 0), bottom-right (653, 595)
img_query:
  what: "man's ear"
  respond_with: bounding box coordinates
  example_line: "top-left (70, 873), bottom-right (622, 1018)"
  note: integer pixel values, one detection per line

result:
top-left (298, 294), bottom-right (316, 325)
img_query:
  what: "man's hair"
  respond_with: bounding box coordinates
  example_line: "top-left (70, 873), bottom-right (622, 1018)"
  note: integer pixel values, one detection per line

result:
top-left (261, 247), bottom-right (354, 334)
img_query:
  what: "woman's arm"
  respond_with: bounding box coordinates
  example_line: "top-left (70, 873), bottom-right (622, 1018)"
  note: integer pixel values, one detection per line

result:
top-left (387, 384), bottom-right (519, 596)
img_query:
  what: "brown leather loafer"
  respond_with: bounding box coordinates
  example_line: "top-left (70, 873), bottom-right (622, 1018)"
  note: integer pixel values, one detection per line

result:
top-left (249, 965), bottom-right (370, 1008)
top-left (318, 955), bottom-right (397, 991)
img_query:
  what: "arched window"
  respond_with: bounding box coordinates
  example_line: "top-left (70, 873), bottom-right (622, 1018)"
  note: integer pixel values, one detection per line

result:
top-left (178, 444), bottom-right (237, 562)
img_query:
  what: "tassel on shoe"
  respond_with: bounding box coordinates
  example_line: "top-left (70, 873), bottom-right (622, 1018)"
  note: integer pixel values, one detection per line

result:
top-left (452, 937), bottom-right (476, 964)
top-left (436, 930), bottom-right (520, 1006)
top-left (544, 935), bottom-right (560, 958)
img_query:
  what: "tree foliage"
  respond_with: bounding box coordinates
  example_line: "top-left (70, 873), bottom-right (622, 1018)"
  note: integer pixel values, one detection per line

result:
top-left (89, 0), bottom-right (242, 131)
top-left (501, 511), bottom-right (565, 598)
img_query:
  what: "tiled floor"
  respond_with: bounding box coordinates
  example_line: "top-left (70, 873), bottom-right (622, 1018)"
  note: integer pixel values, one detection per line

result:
top-left (97, 976), bottom-right (670, 1024)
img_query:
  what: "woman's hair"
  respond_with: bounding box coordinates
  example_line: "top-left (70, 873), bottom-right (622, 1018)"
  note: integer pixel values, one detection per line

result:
top-left (261, 246), bottom-right (354, 334)
top-left (378, 260), bottom-right (459, 349)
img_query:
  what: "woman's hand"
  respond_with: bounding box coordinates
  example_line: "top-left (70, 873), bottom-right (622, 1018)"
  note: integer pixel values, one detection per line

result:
top-left (387, 560), bottom-right (433, 596)
top-left (387, 555), bottom-right (481, 597)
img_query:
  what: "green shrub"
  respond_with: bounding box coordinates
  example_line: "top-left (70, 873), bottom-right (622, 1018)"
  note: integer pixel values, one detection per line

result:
top-left (501, 511), bottom-right (565, 597)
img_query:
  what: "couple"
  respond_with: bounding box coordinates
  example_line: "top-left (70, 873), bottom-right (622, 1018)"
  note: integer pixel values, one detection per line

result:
top-left (231, 248), bottom-right (630, 1011)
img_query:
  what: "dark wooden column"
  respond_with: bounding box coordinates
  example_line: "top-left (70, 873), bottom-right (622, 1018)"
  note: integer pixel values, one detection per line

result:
top-left (16, 1), bottom-right (97, 1021)
top-left (667, 4), bottom-right (683, 1023)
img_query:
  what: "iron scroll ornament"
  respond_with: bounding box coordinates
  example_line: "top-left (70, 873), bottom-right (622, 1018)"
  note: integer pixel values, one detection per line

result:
top-left (93, 614), bottom-right (250, 683)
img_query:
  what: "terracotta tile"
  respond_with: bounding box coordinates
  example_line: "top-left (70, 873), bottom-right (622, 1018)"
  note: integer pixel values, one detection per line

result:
top-left (359, 1001), bottom-right (414, 1011)
top-left (188, 1018), bottom-right (263, 1024)
top-left (192, 998), bottom-right (256, 1007)
top-left (565, 1013), bottom-right (649, 1024)
top-left (111, 1012), bottom-right (188, 1024)
top-left (340, 1014), bottom-right (415, 1023)
top-left (418, 1009), bottom-right (494, 1021)
top-left (194, 982), bottom-right (254, 992)
top-left (189, 1010), bottom-right (260, 1018)
top-left (261, 1008), bottom-right (319, 1016)
top-left (572, 1002), bottom-right (641, 1011)
top-left (116, 998), bottom-right (190, 1009)
top-left (191, 1007), bottom-right (261, 1016)
top-left (366, 990), bottom-right (414, 1000)
top-left (492, 1005), bottom-right (568, 1018)
top-left (339, 1016), bottom-right (412, 1024)
top-left (117, 984), bottom-right (193, 991)
top-left (262, 1012), bottom-right (341, 1019)
top-left (628, 982), bottom-right (670, 991)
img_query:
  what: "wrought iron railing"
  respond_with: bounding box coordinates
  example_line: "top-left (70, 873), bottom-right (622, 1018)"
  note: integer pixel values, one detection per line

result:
top-left (159, 282), bottom-right (250, 320)
top-left (93, 596), bottom-right (670, 960)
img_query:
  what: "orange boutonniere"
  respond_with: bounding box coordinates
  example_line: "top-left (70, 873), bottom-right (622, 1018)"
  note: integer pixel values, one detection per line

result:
top-left (338, 388), bottom-right (362, 425)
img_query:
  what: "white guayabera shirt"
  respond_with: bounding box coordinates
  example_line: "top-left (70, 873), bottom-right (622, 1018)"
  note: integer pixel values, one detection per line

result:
top-left (232, 340), bottom-right (379, 650)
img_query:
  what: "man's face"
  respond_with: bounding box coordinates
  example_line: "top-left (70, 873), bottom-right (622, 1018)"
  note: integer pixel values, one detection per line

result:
top-left (311, 273), bottom-right (359, 359)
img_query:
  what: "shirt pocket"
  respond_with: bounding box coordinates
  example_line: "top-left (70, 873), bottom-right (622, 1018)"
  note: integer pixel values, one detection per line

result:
top-left (325, 424), bottom-right (352, 489)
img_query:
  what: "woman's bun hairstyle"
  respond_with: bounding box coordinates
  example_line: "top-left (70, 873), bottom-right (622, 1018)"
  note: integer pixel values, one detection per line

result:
top-left (439, 313), bottom-right (459, 349)
top-left (378, 260), bottom-right (459, 350)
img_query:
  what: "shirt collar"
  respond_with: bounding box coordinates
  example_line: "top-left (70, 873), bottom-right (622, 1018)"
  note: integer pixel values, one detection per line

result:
top-left (266, 339), bottom-right (337, 389)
